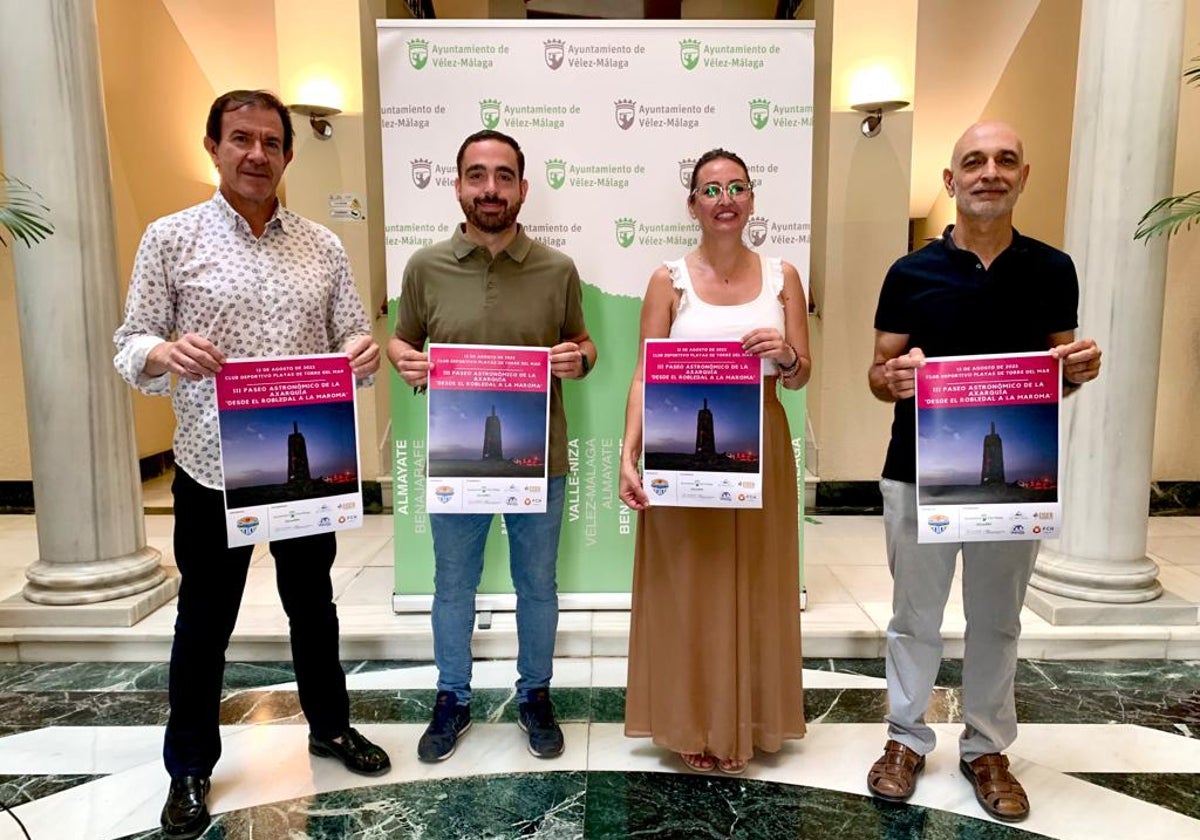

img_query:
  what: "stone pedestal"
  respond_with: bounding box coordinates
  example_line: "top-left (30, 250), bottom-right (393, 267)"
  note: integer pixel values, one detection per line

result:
top-left (1027, 0), bottom-right (1191, 624)
top-left (0, 0), bottom-right (173, 615)
top-left (0, 569), bottom-right (180, 628)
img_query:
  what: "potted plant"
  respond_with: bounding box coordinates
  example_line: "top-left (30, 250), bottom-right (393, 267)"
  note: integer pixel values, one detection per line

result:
top-left (0, 174), bottom-right (53, 247)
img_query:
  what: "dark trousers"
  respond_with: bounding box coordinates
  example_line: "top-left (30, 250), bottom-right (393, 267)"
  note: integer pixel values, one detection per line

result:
top-left (164, 468), bottom-right (351, 779)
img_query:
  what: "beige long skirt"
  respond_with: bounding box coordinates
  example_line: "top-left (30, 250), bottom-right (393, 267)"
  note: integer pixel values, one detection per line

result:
top-left (624, 380), bottom-right (805, 761)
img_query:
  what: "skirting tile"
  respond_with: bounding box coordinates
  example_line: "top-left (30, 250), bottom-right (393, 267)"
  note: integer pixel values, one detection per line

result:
top-left (1166, 624), bottom-right (1200, 658)
top-left (1025, 587), bottom-right (1199, 626)
top-left (15, 641), bottom-right (174, 661)
top-left (1018, 636), bottom-right (1170, 659)
top-left (590, 657), bottom-right (627, 687)
top-left (802, 636), bottom-right (884, 658)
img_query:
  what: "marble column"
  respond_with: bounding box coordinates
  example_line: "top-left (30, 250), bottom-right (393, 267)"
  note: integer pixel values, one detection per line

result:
top-left (1027, 0), bottom-right (1196, 623)
top-left (0, 0), bottom-right (174, 611)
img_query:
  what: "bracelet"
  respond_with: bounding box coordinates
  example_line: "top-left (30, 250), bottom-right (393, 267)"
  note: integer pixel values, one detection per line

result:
top-left (777, 342), bottom-right (800, 375)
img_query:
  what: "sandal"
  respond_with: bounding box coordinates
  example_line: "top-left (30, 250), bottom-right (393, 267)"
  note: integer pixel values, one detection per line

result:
top-left (960, 754), bottom-right (1030, 822)
top-left (716, 757), bottom-right (748, 775)
top-left (680, 752), bottom-right (715, 773)
top-left (866, 739), bottom-right (925, 802)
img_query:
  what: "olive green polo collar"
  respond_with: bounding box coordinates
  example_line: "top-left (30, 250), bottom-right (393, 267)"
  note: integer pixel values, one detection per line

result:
top-left (450, 223), bottom-right (533, 263)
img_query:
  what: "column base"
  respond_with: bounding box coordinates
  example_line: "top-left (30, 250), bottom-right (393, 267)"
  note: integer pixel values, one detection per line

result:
top-left (1029, 548), bottom-right (1163, 603)
top-left (21, 546), bottom-right (168, 605)
top-left (0, 568), bottom-right (179, 628)
top-left (1027, 545), bottom-right (1200, 626)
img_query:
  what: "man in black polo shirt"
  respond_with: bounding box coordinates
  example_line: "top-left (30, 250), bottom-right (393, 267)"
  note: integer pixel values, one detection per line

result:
top-left (864, 121), bottom-right (1101, 822)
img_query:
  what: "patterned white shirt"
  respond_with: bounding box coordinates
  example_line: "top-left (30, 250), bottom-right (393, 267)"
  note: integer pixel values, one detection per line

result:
top-left (114, 191), bottom-right (372, 489)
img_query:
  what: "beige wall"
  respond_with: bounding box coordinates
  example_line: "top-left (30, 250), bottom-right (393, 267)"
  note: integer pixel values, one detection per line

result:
top-left (363, 0), bottom-right (396, 479)
top-left (808, 0), bottom-right (917, 482)
top-left (1153, 0), bottom-right (1200, 479)
top-left (842, 0), bottom-right (1081, 483)
top-left (903, 0), bottom-right (1200, 484)
top-left (0, 0), bottom-right (210, 479)
top-left (913, 0), bottom-right (1081, 247)
top-left (275, 0), bottom-right (388, 480)
top-left (0, 146), bottom-right (32, 478)
top-left (96, 0), bottom-right (220, 459)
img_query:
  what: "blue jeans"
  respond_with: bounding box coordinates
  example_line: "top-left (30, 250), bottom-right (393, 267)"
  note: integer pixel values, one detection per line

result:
top-left (429, 476), bottom-right (566, 704)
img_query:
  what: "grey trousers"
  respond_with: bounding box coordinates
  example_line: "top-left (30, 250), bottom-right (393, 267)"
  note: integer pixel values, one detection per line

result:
top-left (880, 479), bottom-right (1038, 762)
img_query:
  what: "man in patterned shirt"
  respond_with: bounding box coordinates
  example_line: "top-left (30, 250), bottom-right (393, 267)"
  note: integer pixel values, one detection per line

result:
top-left (114, 90), bottom-right (389, 840)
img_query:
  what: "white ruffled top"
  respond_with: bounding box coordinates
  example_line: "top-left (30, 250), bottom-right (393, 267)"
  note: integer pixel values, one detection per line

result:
top-left (665, 253), bottom-right (786, 374)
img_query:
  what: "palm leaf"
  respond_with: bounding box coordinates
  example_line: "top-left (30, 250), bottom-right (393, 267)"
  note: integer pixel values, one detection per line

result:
top-left (1135, 191), bottom-right (1200, 241)
top-left (0, 174), bottom-right (54, 248)
top-left (1134, 59), bottom-right (1200, 240)
top-left (1186, 55), bottom-right (1200, 87)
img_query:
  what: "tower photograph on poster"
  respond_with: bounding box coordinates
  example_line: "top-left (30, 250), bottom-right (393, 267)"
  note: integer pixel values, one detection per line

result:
top-left (643, 385), bottom-right (761, 474)
top-left (917, 404), bottom-right (1058, 506)
top-left (221, 404), bottom-right (360, 508)
top-left (428, 392), bottom-right (549, 479)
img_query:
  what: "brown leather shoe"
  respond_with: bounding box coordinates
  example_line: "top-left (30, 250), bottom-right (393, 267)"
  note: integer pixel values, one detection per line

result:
top-left (960, 753), bottom-right (1030, 822)
top-left (866, 739), bottom-right (926, 802)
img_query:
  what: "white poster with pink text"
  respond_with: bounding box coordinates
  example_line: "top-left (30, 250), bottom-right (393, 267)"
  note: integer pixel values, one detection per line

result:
top-left (642, 339), bottom-right (763, 509)
top-left (426, 344), bottom-right (551, 514)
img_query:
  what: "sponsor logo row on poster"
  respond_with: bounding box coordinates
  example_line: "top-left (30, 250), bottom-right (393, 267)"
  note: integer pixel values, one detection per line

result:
top-left (925, 508), bottom-right (1058, 540)
top-left (381, 99), bottom-right (812, 133)
top-left (405, 38), bottom-right (784, 73)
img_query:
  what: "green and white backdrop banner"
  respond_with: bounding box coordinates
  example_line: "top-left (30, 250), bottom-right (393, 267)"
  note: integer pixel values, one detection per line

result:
top-left (378, 20), bottom-right (814, 610)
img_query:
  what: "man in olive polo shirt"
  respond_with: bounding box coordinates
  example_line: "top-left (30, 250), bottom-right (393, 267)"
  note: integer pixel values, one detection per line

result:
top-left (388, 129), bottom-right (596, 762)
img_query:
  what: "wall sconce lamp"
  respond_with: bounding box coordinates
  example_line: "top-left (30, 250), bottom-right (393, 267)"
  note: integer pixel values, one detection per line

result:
top-left (289, 104), bottom-right (342, 140)
top-left (850, 100), bottom-right (909, 138)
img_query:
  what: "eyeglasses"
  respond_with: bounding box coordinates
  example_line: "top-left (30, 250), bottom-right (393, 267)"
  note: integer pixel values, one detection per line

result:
top-left (693, 181), bottom-right (753, 202)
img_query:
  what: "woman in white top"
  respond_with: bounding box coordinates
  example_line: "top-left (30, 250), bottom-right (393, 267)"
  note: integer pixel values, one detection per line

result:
top-left (619, 150), bottom-right (812, 774)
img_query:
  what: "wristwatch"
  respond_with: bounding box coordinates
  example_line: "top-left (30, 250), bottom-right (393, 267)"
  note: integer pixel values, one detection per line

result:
top-left (579, 352), bottom-right (591, 377)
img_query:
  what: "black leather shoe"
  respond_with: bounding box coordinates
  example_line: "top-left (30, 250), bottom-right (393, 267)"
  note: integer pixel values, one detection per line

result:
top-left (309, 727), bottom-right (391, 776)
top-left (161, 775), bottom-right (210, 840)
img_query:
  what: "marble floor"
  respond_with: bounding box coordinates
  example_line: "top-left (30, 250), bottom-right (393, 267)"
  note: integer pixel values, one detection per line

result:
top-left (0, 657), bottom-right (1196, 839)
top-left (0, 476), bottom-right (1197, 838)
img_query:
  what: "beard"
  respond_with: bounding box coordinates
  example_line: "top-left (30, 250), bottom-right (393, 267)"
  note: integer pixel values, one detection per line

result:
top-left (461, 193), bottom-right (522, 234)
top-left (959, 195), bottom-right (1017, 221)
top-left (953, 179), bottom-right (1020, 222)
